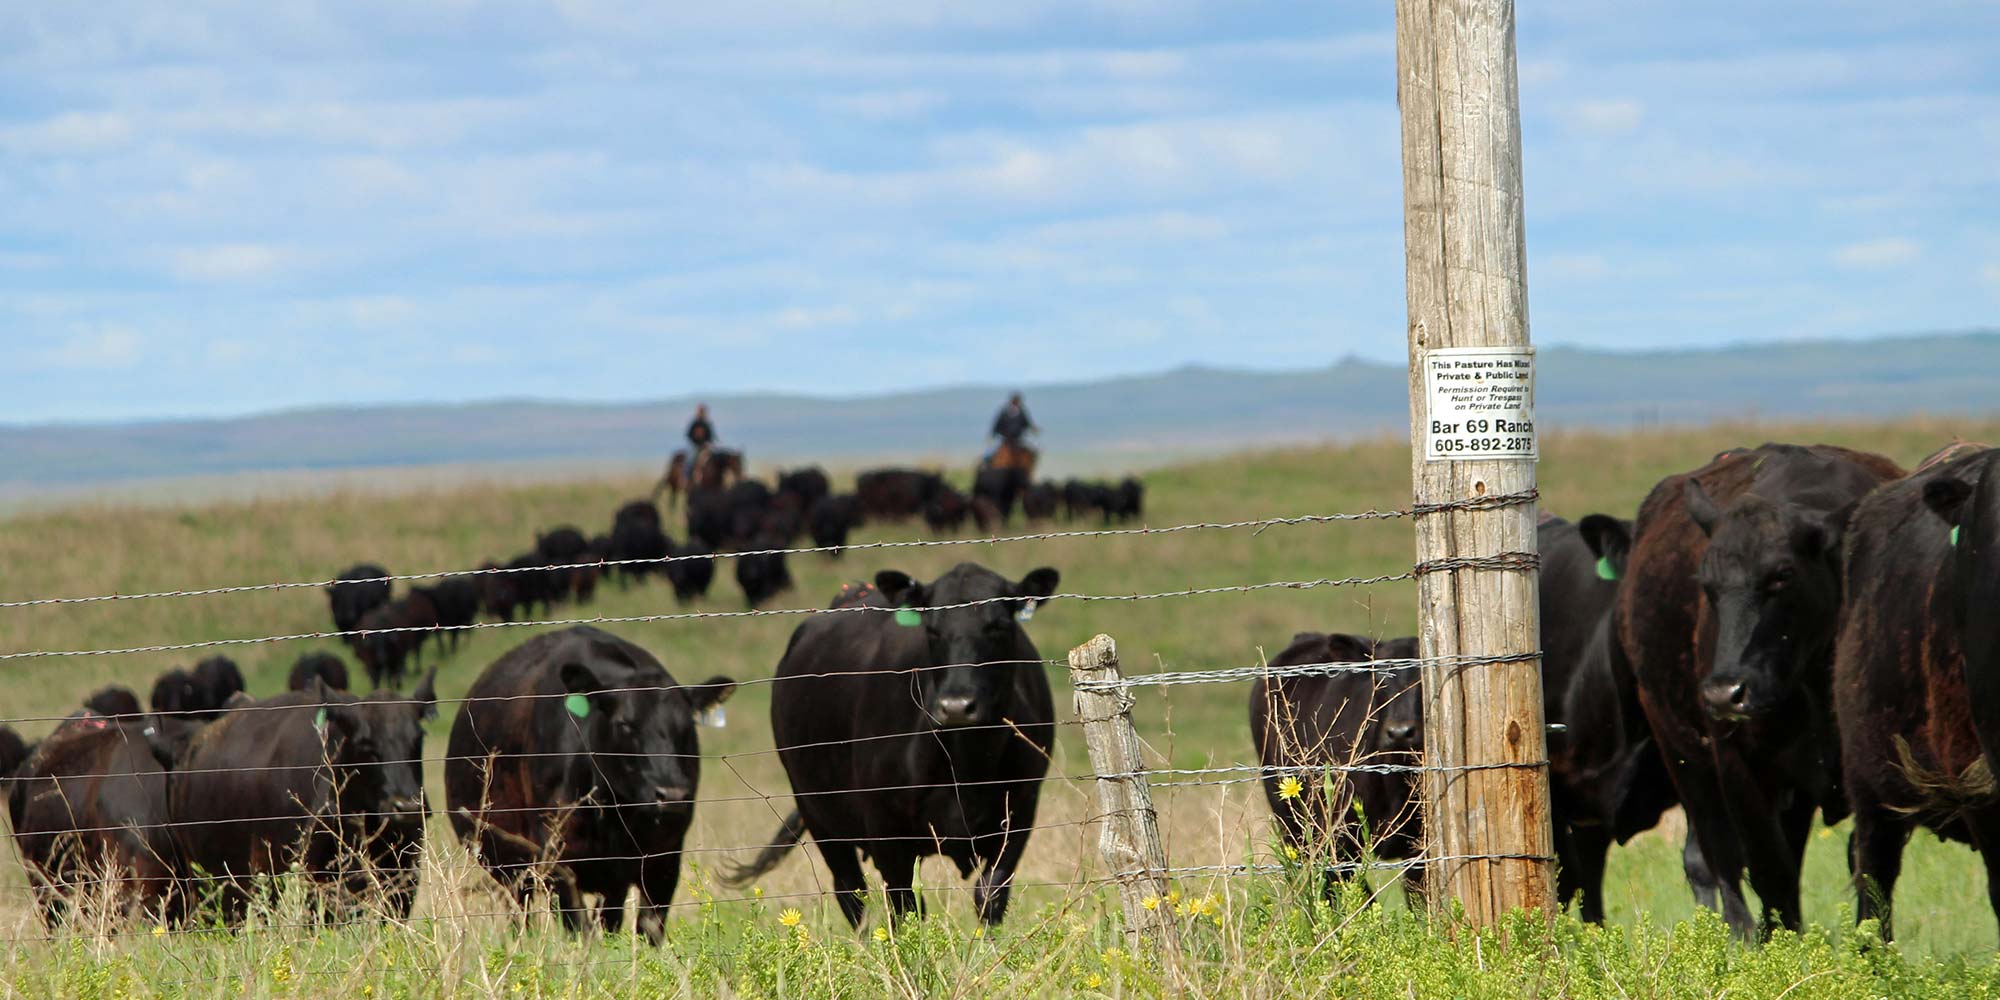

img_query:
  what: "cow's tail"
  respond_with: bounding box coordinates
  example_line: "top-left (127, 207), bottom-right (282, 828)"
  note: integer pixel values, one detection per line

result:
top-left (1890, 735), bottom-right (1998, 819)
top-left (719, 810), bottom-right (807, 887)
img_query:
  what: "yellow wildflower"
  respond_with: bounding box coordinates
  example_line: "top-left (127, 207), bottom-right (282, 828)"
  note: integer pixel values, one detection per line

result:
top-left (1283, 844), bottom-right (1299, 861)
top-left (1277, 775), bottom-right (1304, 800)
top-left (752, 886), bottom-right (764, 897)
top-left (973, 926), bottom-right (985, 939)
top-left (1140, 895), bottom-right (1160, 911)
top-left (1195, 895), bottom-right (1219, 917)
top-left (873, 926), bottom-right (889, 942)
top-left (1084, 973), bottom-right (1104, 989)
top-left (778, 908), bottom-right (802, 928)
top-left (1213, 915), bottom-right (1224, 927)
top-left (151, 925), bottom-right (166, 938)
top-left (1167, 890), bottom-right (1180, 904)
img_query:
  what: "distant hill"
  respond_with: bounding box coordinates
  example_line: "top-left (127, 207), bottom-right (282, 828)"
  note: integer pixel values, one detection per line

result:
top-left (3, 330), bottom-right (1996, 491)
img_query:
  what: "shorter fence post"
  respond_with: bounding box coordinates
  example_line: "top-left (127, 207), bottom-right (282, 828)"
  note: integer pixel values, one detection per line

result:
top-left (1070, 634), bottom-right (1182, 956)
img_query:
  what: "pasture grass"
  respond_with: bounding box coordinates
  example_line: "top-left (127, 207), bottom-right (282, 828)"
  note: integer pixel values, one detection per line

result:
top-left (3, 416), bottom-right (2000, 996)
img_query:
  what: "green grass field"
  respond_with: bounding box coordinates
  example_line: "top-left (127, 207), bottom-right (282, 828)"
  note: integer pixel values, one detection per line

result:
top-left (3, 419), bottom-right (2000, 997)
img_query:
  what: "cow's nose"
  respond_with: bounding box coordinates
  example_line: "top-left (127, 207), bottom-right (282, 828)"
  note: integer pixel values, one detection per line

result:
top-left (653, 785), bottom-right (692, 805)
top-left (386, 796), bottom-right (426, 818)
top-left (1382, 722), bottom-right (1418, 747)
top-left (1701, 679), bottom-right (1751, 718)
top-left (935, 695), bottom-right (977, 725)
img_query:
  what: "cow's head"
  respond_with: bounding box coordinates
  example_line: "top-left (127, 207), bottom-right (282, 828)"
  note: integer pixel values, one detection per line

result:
top-left (1577, 514), bottom-right (1635, 583)
top-left (874, 563), bottom-right (1059, 728)
top-left (1373, 667), bottom-right (1424, 755)
top-left (318, 669), bottom-right (436, 829)
top-left (557, 632), bottom-right (734, 813)
top-left (1685, 481), bottom-right (1847, 720)
top-left (1921, 454), bottom-right (2000, 668)
top-left (150, 669), bottom-right (201, 717)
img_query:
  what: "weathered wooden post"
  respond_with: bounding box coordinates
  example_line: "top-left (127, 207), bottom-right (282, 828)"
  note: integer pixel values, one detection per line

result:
top-left (1069, 634), bottom-right (1182, 955)
top-left (1395, 0), bottom-right (1556, 921)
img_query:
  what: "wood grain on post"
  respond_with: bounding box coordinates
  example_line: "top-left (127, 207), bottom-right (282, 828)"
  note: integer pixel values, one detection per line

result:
top-left (1069, 634), bottom-right (1182, 955)
top-left (1394, 0), bottom-right (1556, 921)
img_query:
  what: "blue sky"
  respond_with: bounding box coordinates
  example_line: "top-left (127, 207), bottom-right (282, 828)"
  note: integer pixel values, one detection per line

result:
top-left (3, 1), bottom-right (1997, 424)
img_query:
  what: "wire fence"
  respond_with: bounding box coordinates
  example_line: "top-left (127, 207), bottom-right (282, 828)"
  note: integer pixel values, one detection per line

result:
top-left (0, 485), bottom-right (1542, 954)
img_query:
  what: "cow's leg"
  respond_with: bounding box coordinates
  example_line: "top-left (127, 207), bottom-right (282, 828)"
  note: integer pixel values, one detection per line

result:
top-left (635, 851), bottom-right (680, 945)
top-left (1848, 807), bottom-right (1906, 939)
top-left (1713, 753), bottom-right (1804, 936)
top-left (816, 840), bottom-right (870, 928)
top-left (601, 885), bottom-right (627, 934)
top-left (973, 827), bottom-right (1032, 925)
top-left (872, 846), bottom-right (922, 923)
top-left (1675, 765), bottom-right (1758, 938)
top-left (1560, 823), bottom-right (1613, 924)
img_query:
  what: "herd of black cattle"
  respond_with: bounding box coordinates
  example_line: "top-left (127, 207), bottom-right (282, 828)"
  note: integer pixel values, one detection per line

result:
top-left (8, 439), bottom-right (2000, 945)
top-left (0, 462), bottom-right (1142, 938)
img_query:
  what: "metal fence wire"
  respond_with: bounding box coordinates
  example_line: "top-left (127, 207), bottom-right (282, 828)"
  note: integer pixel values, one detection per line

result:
top-left (0, 488), bottom-right (1543, 952)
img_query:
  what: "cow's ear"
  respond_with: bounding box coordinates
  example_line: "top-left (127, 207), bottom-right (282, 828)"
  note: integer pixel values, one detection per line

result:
top-left (1800, 500), bottom-right (1861, 561)
top-left (1924, 477), bottom-right (1973, 528)
top-left (689, 675), bottom-right (736, 711)
top-left (320, 703), bottom-right (363, 751)
top-left (1326, 633), bottom-right (1374, 662)
top-left (1578, 514), bottom-right (1634, 579)
top-left (1684, 480), bottom-right (1722, 536)
top-left (560, 661), bottom-right (604, 695)
top-left (1016, 568), bottom-right (1060, 602)
top-left (410, 667), bottom-right (439, 722)
top-left (874, 570), bottom-right (925, 606)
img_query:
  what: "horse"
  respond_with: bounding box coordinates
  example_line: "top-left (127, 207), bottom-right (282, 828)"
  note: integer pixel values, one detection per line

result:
top-left (655, 448), bottom-right (744, 508)
top-left (984, 441), bottom-right (1038, 478)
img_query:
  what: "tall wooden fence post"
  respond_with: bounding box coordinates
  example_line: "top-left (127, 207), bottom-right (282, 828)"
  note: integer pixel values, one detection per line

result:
top-left (1070, 634), bottom-right (1182, 956)
top-left (1395, 0), bottom-right (1556, 922)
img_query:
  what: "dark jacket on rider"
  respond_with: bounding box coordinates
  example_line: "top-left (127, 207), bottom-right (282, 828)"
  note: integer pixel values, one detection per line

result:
top-left (990, 404), bottom-right (1034, 444)
top-left (687, 417), bottom-right (715, 451)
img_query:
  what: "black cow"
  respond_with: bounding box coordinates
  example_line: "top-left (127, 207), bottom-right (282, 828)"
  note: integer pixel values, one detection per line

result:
top-left (685, 487), bottom-right (733, 550)
top-left (1539, 514), bottom-right (1706, 922)
top-left (1834, 445), bottom-right (2000, 940)
top-left (1110, 478), bottom-right (1145, 523)
top-left (149, 668), bottom-right (202, 717)
top-left (427, 577), bottom-right (482, 651)
top-left (724, 563), bottom-right (1059, 926)
top-left (83, 685), bottom-right (144, 719)
top-left (735, 531), bottom-right (793, 609)
top-left (1620, 443), bottom-right (1902, 937)
top-left (504, 553), bottom-right (561, 614)
top-left (777, 467), bottom-right (832, 510)
top-left (479, 561), bottom-right (523, 623)
top-left (1250, 632), bottom-right (1424, 903)
top-left (808, 494), bottom-right (862, 557)
top-left (1062, 479), bottom-right (1101, 522)
top-left (855, 469), bottom-right (946, 523)
top-left (9, 718), bottom-right (188, 925)
top-left (444, 627), bottom-right (734, 943)
top-left (611, 501), bottom-right (671, 583)
top-left (192, 656), bottom-right (246, 710)
top-left (665, 540), bottom-right (715, 603)
top-left (923, 486), bottom-right (971, 535)
top-left (289, 651), bottom-right (351, 692)
top-left (326, 563), bottom-right (392, 636)
top-left (0, 724), bottom-right (26, 778)
top-left (356, 590), bottom-right (439, 690)
top-left (973, 466), bottom-right (1027, 524)
top-left (174, 673), bottom-right (437, 922)
top-left (537, 526), bottom-right (589, 565)
top-left (1021, 481), bottom-right (1059, 523)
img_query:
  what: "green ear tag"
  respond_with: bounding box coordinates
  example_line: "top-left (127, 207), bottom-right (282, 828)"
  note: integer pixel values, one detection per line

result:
top-left (564, 694), bottom-right (591, 719)
top-left (313, 708), bottom-right (328, 730)
top-left (1594, 555), bottom-right (1618, 581)
top-left (894, 607), bottom-right (922, 627)
top-left (1952, 525), bottom-right (1961, 547)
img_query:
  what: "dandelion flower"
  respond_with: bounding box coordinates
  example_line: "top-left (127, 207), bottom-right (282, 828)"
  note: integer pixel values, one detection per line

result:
top-left (1213, 916), bottom-right (1224, 928)
top-left (151, 925), bottom-right (166, 938)
top-left (873, 926), bottom-right (889, 942)
top-left (1196, 895), bottom-right (1219, 917)
top-left (778, 908), bottom-right (802, 928)
top-left (1167, 890), bottom-right (1181, 904)
top-left (1277, 776), bottom-right (1304, 800)
top-left (1141, 895), bottom-right (1160, 912)
top-left (973, 926), bottom-right (985, 939)
top-left (1084, 973), bottom-right (1104, 989)
top-left (1283, 844), bottom-right (1299, 861)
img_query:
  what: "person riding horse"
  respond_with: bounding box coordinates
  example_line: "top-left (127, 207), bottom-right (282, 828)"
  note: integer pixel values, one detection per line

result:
top-left (984, 393), bottom-right (1037, 470)
top-left (686, 404), bottom-right (717, 480)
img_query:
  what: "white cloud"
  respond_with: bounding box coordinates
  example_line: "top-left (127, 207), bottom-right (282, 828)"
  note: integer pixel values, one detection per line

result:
top-left (0, 111), bottom-right (135, 155)
top-left (35, 326), bottom-right (143, 370)
top-left (823, 89), bottom-right (946, 122)
top-left (166, 243), bottom-right (287, 282)
top-left (1561, 99), bottom-right (1644, 136)
top-left (1833, 237), bottom-right (1921, 268)
top-left (1982, 263), bottom-right (2000, 293)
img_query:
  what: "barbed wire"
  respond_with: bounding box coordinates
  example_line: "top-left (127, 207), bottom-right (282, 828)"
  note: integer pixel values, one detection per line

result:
top-left (1076, 650), bottom-right (1541, 692)
top-left (0, 573), bottom-right (1413, 662)
top-left (0, 490), bottom-right (1536, 612)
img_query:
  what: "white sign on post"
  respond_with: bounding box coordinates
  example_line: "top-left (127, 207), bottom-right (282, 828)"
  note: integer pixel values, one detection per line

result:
top-left (1422, 346), bottom-right (1537, 462)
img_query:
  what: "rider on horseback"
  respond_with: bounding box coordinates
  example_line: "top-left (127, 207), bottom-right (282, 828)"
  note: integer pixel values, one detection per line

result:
top-left (686, 403), bottom-right (717, 479)
top-left (983, 392), bottom-right (1037, 466)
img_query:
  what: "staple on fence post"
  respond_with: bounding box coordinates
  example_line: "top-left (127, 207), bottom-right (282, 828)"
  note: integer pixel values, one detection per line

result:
top-left (1069, 634), bottom-right (1182, 956)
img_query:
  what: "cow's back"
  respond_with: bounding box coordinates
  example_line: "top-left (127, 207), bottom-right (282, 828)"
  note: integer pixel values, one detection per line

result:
top-left (444, 630), bottom-right (585, 845)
